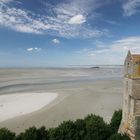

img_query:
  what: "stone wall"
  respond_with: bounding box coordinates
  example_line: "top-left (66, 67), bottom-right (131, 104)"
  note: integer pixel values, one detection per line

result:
top-left (120, 52), bottom-right (140, 140)
top-left (132, 80), bottom-right (140, 98)
top-left (120, 78), bottom-right (140, 140)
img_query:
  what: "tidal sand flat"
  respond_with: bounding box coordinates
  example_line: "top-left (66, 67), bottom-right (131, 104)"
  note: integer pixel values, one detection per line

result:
top-left (0, 93), bottom-right (58, 122)
top-left (0, 67), bottom-right (123, 133)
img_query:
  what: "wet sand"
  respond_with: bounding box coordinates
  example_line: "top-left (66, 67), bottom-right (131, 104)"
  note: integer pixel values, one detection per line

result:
top-left (0, 67), bottom-right (123, 133)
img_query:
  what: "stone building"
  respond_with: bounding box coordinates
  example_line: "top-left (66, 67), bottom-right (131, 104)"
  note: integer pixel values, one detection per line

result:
top-left (119, 51), bottom-right (140, 140)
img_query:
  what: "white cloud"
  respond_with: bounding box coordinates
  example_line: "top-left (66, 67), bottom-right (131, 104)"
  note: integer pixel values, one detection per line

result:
top-left (0, 5), bottom-right (47, 34)
top-left (52, 38), bottom-right (60, 44)
top-left (27, 48), bottom-right (42, 52)
top-left (27, 48), bottom-right (33, 52)
top-left (0, 0), bottom-right (13, 4)
top-left (110, 36), bottom-right (140, 53)
top-left (34, 48), bottom-right (42, 51)
top-left (95, 36), bottom-right (140, 55)
top-left (54, 0), bottom-right (98, 17)
top-left (68, 14), bottom-right (86, 24)
top-left (123, 0), bottom-right (140, 16)
top-left (75, 48), bottom-right (92, 54)
top-left (0, 0), bottom-right (108, 38)
top-left (77, 36), bottom-right (140, 64)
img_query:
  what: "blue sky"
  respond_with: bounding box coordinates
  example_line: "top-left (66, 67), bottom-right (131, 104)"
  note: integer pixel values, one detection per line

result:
top-left (0, 0), bottom-right (140, 67)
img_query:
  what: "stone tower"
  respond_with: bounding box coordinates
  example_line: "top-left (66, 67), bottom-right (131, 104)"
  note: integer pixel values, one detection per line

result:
top-left (119, 51), bottom-right (140, 140)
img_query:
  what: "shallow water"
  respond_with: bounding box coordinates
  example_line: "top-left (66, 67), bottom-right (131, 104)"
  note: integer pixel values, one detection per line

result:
top-left (0, 67), bottom-right (123, 95)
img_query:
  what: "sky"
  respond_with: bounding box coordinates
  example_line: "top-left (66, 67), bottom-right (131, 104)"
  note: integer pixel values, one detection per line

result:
top-left (0, 0), bottom-right (140, 67)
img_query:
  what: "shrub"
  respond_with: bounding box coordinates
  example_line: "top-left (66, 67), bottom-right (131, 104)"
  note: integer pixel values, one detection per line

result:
top-left (74, 119), bottom-right (86, 140)
top-left (84, 114), bottom-right (111, 140)
top-left (16, 126), bottom-right (49, 140)
top-left (108, 134), bottom-right (131, 140)
top-left (49, 120), bottom-right (76, 140)
top-left (0, 110), bottom-right (131, 140)
top-left (110, 110), bottom-right (122, 134)
top-left (0, 128), bottom-right (15, 140)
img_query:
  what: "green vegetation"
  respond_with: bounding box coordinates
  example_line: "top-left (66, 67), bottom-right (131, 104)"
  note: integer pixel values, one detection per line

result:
top-left (0, 110), bottom-right (130, 140)
top-left (0, 128), bottom-right (15, 140)
top-left (108, 134), bottom-right (131, 140)
top-left (110, 109), bottom-right (122, 134)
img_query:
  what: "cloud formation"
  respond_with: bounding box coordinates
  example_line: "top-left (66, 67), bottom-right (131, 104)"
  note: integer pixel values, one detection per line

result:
top-left (0, 0), bottom-right (107, 38)
top-left (123, 0), bottom-right (140, 16)
top-left (77, 36), bottom-right (140, 64)
top-left (92, 36), bottom-right (140, 56)
top-left (52, 39), bottom-right (60, 44)
top-left (68, 14), bottom-right (86, 24)
top-left (0, 0), bottom-right (12, 4)
top-left (27, 48), bottom-right (42, 52)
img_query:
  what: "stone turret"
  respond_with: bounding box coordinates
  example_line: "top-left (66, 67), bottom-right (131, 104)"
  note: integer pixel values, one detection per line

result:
top-left (119, 51), bottom-right (140, 140)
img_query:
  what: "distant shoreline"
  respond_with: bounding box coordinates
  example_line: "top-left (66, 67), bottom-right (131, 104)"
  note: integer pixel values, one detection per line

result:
top-left (0, 65), bottom-right (123, 69)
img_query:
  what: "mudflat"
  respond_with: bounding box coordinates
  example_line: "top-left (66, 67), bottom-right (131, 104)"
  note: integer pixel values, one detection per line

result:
top-left (0, 67), bottom-right (123, 133)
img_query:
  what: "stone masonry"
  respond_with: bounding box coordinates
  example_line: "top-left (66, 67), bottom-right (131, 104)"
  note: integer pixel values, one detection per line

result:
top-left (119, 51), bottom-right (140, 140)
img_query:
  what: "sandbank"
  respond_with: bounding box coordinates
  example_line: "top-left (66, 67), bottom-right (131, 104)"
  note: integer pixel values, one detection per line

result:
top-left (0, 93), bottom-right (58, 122)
